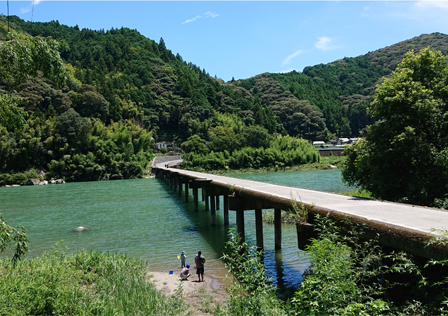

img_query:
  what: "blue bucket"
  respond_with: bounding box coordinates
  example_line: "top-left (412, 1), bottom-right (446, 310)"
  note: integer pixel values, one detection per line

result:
top-left (169, 270), bottom-right (173, 274)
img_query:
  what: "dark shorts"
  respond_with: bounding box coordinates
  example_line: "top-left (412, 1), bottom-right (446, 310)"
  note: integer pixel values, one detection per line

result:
top-left (196, 267), bottom-right (204, 275)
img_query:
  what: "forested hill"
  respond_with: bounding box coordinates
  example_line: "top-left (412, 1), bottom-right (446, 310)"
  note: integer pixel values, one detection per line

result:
top-left (5, 17), bottom-right (448, 141)
top-left (4, 16), bottom-right (281, 141)
top-left (234, 33), bottom-right (448, 137)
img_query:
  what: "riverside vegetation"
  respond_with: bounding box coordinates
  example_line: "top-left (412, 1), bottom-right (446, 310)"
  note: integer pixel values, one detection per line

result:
top-left (217, 219), bottom-right (448, 316)
top-left (2, 218), bottom-right (448, 315)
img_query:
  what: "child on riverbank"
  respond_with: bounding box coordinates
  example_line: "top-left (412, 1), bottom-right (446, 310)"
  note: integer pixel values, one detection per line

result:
top-left (180, 251), bottom-right (186, 268)
top-left (180, 264), bottom-right (191, 280)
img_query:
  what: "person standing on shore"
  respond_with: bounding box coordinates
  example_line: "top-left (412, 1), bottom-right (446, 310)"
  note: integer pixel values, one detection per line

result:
top-left (194, 251), bottom-right (205, 282)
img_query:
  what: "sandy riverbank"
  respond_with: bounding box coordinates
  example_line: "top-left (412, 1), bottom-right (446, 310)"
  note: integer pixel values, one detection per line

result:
top-left (147, 267), bottom-right (231, 314)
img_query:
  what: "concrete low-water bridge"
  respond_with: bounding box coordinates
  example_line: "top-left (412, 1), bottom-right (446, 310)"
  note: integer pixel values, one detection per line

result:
top-left (151, 161), bottom-right (448, 261)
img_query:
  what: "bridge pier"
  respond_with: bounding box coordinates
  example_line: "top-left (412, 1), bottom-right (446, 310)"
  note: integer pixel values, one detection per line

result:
top-left (193, 187), bottom-right (199, 211)
top-left (230, 195), bottom-right (268, 247)
top-left (236, 208), bottom-right (245, 243)
top-left (275, 208), bottom-right (282, 249)
top-left (223, 196), bottom-right (229, 225)
top-left (210, 194), bottom-right (216, 226)
top-left (185, 181), bottom-right (189, 202)
top-left (255, 208), bottom-right (264, 250)
top-left (216, 196), bottom-right (220, 210)
top-left (204, 190), bottom-right (209, 211)
top-left (178, 177), bottom-right (182, 197)
top-left (296, 222), bottom-right (315, 250)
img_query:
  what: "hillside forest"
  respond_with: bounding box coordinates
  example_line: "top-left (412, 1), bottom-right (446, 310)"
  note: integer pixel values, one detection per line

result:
top-left (2, 15), bottom-right (448, 182)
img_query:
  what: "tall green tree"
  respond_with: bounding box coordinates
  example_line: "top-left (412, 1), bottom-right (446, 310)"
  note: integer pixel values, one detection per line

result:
top-left (0, 32), bottom-right (68, 129)
top-left (342, 48), bottom-right (448, 205)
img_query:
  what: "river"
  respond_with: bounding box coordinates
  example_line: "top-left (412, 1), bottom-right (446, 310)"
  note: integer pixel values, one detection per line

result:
top-left (0, 169), bottom-right (352, 289)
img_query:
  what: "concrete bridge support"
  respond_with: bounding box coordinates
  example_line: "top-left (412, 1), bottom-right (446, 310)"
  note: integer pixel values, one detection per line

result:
top-left (193, 187), bottom-right (199, 211)
top-left (178, 177), bottom-right (182, 197)
top-left (210, 194), bottom-right (216, 226)
top-left (296, 222), bottom-right (315, 251)
top-left (185, 181), bottom-right (189, 202)
top-left (236, 209), bottom-right (245, 243)
top-left (223, 196), bottom-right (229, 225)
top-left (204, 190), bottom-right (209, 211)
top-left (275, 208), bottom-right (282, 250)
top-left (255, 208), bottom-right (264, 250)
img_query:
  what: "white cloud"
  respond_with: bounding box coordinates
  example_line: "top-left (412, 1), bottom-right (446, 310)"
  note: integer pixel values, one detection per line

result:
top-left (182, 11), bottom-right (219, 24)
top-left (204, 11), bottom-right (219, 18)
top-left (315, 37), bottom-right (333, 51)
top-left (182, 15), bottom-right (201, 24)
top-left (282, 50), bottom-right (303, 66)
top-left (415, 0), bottom-right (448, 10)
top-left (20, 0), bottom-right (44, 15)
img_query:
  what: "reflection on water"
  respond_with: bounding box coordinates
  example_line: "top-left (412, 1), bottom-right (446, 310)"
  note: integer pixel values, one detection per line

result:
top-left (0, 169), bottom-right (351, 289)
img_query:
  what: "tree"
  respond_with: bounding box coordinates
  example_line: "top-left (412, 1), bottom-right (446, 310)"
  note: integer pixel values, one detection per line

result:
top-left (0, 31), bottom-right (68, 129)
top-left (55, 108), bottom-right (91, 150)
top-left (181, 134), bottom-right (209, 155)
top-left (0, 215), bottom-right (29, 262)
top-left (342, 48), bottom-right (448, 206)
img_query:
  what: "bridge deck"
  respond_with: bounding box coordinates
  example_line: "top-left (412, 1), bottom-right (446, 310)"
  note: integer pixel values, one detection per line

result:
top-left (153, 162), bottom-right (448, 259)
top-left (162, 168), bottom-right (448, 235)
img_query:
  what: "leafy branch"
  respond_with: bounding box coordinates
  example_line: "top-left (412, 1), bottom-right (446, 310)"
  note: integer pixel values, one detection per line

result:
top-left (0, 215), bottom-right (29, 262)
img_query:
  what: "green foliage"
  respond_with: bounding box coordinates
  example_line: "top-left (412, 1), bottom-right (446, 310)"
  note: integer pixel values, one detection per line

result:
top-left (0, 31), bottom-right (67, 131)
top-left (293, 215), bottom-right (448, 315)
top-left (220, 229), bottom-right (287, 316)
top-left (338, 188), bottom-right (373, 199)
top-left (0, 215), bottom-right (28, 262)
top-left (0, 31), bottom-right (68, 91)
top-left (262, 209), bottom-right (301, 225)
top-left (0, 169), bottom-right (40, 186)
top-left (0, 95), bottom-right (27, 131)
top-left (181, 134), bottom-right (209, 155)
top-left (0, 116), bottom-right (153, 182)
top-left (182, 134), bottom-right (319, 172)
top-left (0, 246), bottom-right (186, 315)
top-left (342, 48), bottom-right (448, 206)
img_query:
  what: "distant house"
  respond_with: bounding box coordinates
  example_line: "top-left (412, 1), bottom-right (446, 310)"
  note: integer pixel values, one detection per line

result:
top-left (337, 138), bottom-right (350, 145)
top-left (312, 141), bottom-right (325, 146)
top-left (156, 142), bottom-right (167, 150)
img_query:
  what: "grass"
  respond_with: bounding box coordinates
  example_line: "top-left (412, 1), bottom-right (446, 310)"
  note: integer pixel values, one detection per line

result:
top-left (338, 188), bottom-right (373, 199)
top-left (263, 196), bottom-right (309, 225)
top-left (263, 210), bottom-right (300, 225)
top-left (0, 245), bottom-right (186, 315)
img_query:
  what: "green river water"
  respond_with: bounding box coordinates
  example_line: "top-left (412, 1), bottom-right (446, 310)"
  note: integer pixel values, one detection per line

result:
top-left (0, 169), bottom-right (352, 288)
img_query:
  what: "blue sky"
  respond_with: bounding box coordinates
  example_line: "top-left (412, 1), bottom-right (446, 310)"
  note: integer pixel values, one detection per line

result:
top-left (2, 1), bottom-right (448, 81)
